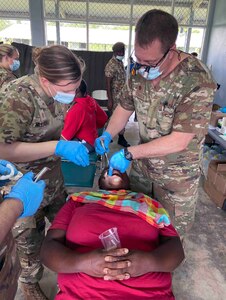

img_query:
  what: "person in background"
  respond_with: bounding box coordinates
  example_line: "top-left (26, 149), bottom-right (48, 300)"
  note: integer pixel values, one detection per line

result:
top-left (41, 168), bottom-right (184, 300)
top-left (61, 79), bottom-right (108, 153)
top-left (0, 44), bottom-right (20, 87)
top-left (96, 9), bottom-right (217, 238)
top-left (105, 42), bottom-right (130, 147)
top-left (0, 160), bottom-right (45, 300)
top-left (0, 44), bottom-right (89, 300)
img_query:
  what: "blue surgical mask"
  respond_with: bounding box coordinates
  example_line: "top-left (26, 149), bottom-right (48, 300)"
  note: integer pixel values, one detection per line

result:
top-left (138, 66), bottom-right (162, 80)
top-left (10, 59), bottom-right (20, 71)
top-left (53, 92), bottom-right (75, 104)
top-left (116, 55), bottom-right (124, 61)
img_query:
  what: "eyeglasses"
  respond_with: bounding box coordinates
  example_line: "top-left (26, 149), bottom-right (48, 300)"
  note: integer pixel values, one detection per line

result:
top-left (130, 48), bottom-right (170, 70)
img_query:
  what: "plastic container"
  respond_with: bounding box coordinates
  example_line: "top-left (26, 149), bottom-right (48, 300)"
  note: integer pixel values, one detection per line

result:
top-left (61, 152), bottom-right (98, 187)
top-left (99, 227), bottom-right (121, 251)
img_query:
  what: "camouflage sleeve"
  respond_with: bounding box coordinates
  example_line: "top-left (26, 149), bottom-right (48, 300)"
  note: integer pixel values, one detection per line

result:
top-left (0, 73), bottom-right (16, 88)
top-left (173, 82), bottom-right (217, 139)
top-left (119, 79), bottom-right (135, 111)
top-left (0, 87), bottom-right (34, 143)
top-left (105, 60), bottom-right (115, 78)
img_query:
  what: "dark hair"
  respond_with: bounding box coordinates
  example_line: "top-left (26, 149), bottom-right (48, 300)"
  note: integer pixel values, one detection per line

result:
top-left (33, 45), bottom-right (85, 84)
top-left (112, 42), bottom-right (125, 53)
top-left (0, 44), bottom-right (18, 62)
top-left (78, 79), bottom-right (87, 96)
top-left (135, 9), bottom-right (178, 52)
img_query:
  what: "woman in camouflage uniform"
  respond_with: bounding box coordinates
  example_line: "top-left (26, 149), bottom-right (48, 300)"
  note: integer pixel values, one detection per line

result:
top-left (0, 44), bottom-right (20, 87)
top-left (0, 45), bottom-right (89, 299)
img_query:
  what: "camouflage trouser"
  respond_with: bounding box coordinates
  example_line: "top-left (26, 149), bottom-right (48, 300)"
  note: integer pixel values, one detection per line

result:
top-left (129, 162), bottom-right (200, 237)
top-left (0, 233), bottom-right (21, 300)
top-left (12, 187), bottom-right (67, 284)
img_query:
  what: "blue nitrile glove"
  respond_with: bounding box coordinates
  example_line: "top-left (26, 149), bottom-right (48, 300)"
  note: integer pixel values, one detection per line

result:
top-left (95, 131), bottom-right (112, 155)
top-left (4, 172), bottom-right (46, 218)
top-left (219, 107), bottom-right (226, 113)
top-left (0, 159), bottom-right (18, 179)
top-left (55, 140), bottom-right (89, 167)
top-left (108, 149), bottom-right (131, 176)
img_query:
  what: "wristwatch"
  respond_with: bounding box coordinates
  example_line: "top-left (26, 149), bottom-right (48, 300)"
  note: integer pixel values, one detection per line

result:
top-left (124, 148), bottom-right (133, 161)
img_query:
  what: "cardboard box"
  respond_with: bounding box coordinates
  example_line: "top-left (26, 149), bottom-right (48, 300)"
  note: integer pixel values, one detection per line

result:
top-left (207, 160), bottom-right (226, 194)
top-left (207, 160), bottom-right (226, 183)
top-left (209, 111), bottom-right (226, 127)
top-left (204, 178), bottom-right (226, 210)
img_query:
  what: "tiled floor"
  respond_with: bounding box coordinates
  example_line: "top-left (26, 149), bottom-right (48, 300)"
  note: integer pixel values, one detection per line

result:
top-left (15, 114), bottom-right (226, 300)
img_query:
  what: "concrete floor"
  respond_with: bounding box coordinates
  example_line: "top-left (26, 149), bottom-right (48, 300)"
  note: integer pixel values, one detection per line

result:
top-left (15, 114), bottom-right (226, 300)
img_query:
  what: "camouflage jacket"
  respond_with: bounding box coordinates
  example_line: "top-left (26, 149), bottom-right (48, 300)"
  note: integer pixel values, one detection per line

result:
top-left (0, 232), bottom-right (20, 300)
top-left (105, 56), bottom-right (126, 106)
top-left (0, 67), bottom-right (17, 88)
top-left (120, 56), bottom-right (217, 182)
top-left (0, 195), bottom-right (20, 299)
top-left (0, 73), bottom-right (65, 205)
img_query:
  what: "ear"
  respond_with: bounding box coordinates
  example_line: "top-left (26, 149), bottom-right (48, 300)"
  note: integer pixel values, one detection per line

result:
top-left (168, 44), bottom-right (177, 59)
top-left (39, 76), bottom-right (49, 87)
top-left (171, 43), bottom-right (176, 50)
top-left (2, 55), bottom-right (9, 63)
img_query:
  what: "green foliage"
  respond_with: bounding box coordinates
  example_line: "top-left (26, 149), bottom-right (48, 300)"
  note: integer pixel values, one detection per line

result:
top-left (0, 19), bottom-right (10, 31)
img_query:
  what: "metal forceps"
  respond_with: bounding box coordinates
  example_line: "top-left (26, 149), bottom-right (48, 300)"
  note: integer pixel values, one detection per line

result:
top-left (100, 139), bottom-right (109, 170)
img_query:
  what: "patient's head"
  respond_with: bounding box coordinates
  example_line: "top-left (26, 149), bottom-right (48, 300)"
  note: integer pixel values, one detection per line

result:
top-left (98, 168), bottom-right (130, 190)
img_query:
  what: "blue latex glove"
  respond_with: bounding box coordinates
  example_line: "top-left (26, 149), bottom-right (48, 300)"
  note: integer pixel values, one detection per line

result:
top-left (95, 131), bottom-right (112, 155)
top-left (0, 159), bottom-right (18, 179)
top-left (108, 149), bottom-right (131, 176)
top-left (55, 140), bottom-right (89, 167)
top-left (219, 107), bottom-right (226, 113)
top-left (4, 172), bottom-right (46, 218)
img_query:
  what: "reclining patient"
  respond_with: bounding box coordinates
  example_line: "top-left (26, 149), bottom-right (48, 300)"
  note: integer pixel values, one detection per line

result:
top-left (41, 169), bottom-right (184, 300)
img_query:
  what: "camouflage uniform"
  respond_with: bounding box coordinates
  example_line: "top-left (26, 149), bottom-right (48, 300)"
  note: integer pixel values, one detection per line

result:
top-left (0, 72), bottom-right (67, 283)
top-left (105, 56), bottom-right (126, 111)
top-left (120, 56), bottom-right (216, 236)
top-left (0, 197), bottom-right (21, 300)
top-left (0, 67), bottom-right (17, 88)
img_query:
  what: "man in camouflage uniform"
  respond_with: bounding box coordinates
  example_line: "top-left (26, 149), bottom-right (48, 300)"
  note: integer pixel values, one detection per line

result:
top-left (0, 160), bottom-right (45, 300)
top-left (0, 70), bottom-right (67, 299)
top-left (96, 10), bottom-right (216, 237)
top-left (105, 42), bottom-right (130, 147)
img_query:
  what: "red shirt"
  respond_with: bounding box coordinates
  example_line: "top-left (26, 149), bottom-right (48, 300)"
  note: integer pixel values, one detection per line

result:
top-left (50, 199), bottom-right (178, 300)
top-left (61, 95), bottom-right (108, 146)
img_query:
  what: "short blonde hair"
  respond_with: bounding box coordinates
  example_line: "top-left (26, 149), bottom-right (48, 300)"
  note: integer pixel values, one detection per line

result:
top-left (0, 44), bottom-right (18, 62)
top-left (33, 45), bottom-right (85, 84)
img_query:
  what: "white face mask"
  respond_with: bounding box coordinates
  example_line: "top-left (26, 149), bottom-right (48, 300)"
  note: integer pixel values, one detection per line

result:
top-left (116, 55), bottom-right (124, 61)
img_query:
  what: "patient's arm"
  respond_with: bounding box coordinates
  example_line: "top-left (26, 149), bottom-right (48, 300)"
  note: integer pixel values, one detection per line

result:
top-left (103, 236), bottom-right (185, 280)
top-left (40, 229), bottom-right (130, 279)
